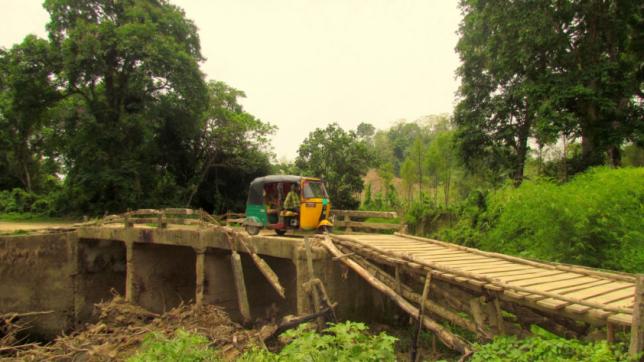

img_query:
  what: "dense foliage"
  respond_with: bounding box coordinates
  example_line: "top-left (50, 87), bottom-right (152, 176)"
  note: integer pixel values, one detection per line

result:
top-left (239, 322), bottom-right (397, 362)
top-left (0, 0), bottom-right (274, 215)
top-left (438, 167), bottom-right (644, 273)
top-left (470, 326), bottom-right (631, 362)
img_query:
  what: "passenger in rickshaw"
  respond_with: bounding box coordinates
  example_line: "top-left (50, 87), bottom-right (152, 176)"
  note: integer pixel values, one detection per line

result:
top-left (264, 184), bottom-right (281, 224)
top-left (283, 184), bottom-right (300, 212)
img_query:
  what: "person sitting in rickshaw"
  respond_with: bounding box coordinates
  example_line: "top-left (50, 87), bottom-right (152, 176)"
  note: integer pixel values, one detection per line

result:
top-left (283, 184), bottom-right (300, 213)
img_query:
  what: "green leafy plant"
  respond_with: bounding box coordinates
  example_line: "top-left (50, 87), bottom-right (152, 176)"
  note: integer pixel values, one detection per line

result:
top-left (471, 326), bottom-right (631, 362)
top-left (239, 322), bottom-right (397, 362)
top-left (127, 329), bottom-right (220, 362)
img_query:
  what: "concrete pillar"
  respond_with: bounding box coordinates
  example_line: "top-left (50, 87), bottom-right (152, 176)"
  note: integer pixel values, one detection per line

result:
top-left (293, 246), bottom-right (311, 315)
top-left (66, 231), bottom-right (81, 327)
top-left (195, 248), bottom-right (206, 306)
top-left (125, 241), bottom-right (137, 303)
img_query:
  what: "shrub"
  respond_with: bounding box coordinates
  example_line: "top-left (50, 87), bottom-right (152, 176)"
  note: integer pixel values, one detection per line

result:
top-left (471, 326), bottom-right (631, 362)
top-left (435, 167), bottom-right (643, 273)
top-left (127, 329), bottom-right (220, 362)
top-left (239, 322), bottom-right (397, 362)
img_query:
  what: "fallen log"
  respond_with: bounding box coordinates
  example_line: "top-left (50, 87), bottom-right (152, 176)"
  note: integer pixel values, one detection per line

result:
top-left (320, 236), bottom-right (471, 354)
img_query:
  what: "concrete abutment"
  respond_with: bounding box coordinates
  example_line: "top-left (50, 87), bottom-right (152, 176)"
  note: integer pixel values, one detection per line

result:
top-left (0, 227), bottom-right (394, 338)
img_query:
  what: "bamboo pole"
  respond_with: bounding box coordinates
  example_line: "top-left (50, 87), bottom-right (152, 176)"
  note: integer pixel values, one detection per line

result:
top-left (320, 236), bottom-right (471, 354)
top-left (412, 272), bottom-right (432, 362)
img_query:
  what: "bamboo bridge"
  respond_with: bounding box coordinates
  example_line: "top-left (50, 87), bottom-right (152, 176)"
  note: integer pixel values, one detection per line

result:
top-left (0, 208), bottom-right (642, 358)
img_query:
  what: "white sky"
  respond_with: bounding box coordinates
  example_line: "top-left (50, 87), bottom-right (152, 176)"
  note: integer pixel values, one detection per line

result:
top-left (0, 0), bottom-right (462, 160)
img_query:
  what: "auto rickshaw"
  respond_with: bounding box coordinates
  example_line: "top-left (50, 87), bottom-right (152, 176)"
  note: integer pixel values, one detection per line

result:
top-left (243, 175), bottom-right (333, 235)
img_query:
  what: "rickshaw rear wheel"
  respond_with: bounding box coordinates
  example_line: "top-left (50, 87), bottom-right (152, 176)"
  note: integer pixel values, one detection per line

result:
top-left (275, 229), bottom-right (287, 236)
top-left (245, 225), bottom-right (260, 236)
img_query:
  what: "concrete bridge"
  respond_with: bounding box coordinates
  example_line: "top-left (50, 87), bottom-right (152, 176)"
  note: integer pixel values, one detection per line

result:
top-left (1, 209), bottom-right (642, 357)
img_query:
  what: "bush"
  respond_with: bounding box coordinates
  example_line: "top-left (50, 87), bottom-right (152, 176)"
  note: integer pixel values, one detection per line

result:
top-left (471, 326), bottom-right (631, 362)
top-left (239, 322), bottom-right (397, 362)
top-left (438, 167), bottom-right (644, 273)
top-left (0, 188), bottom-right (64, 216)
top-left (127, 329), bottom-right (220, 362)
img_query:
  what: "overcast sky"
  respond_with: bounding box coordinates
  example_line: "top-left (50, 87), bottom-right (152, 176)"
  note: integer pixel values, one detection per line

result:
top-left (0, 1), bottom-right (462, 160)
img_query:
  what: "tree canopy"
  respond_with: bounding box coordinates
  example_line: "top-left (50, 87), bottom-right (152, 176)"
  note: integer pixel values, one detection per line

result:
top-left (295, 123), bottom-right (372, 210)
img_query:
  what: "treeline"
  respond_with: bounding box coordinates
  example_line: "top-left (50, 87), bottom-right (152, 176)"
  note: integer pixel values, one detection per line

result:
top-left (0, 0), bottom-right (274, 215)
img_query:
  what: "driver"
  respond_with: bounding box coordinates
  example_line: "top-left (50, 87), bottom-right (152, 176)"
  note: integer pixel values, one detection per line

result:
top-left (283, 184), bottom-right (300, 212)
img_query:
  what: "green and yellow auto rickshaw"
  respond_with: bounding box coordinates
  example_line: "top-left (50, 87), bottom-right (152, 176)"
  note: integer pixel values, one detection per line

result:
top-left (243, 175), bottom-right (333, 235)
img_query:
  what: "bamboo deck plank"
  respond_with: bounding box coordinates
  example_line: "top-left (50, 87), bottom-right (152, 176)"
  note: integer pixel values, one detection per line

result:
top-left (498, 271), bottom-right (566, 283)
top-left (538, 283), bottom-right (633, 310)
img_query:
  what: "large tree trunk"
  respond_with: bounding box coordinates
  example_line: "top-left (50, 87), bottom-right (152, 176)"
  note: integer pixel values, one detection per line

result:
top-left (513, 117), bottom-right (531, 186)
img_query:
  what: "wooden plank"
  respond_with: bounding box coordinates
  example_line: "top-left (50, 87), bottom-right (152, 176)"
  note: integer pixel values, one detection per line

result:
top-left (473, 266), bottom-right (535, 274)
top-left (566, 287), bottom-right (636, 314)
top-left (522, 278), bottom-right (604, 302)
top-left (537, 282), bottom-right (632, 310)
top-left (426, 255), bottom-right (496, 263)
top-left (513, 273), bottom-right (583, 287)
top-left (499, 271), bottom-right (567, 283)
top-left (483, 268), bottom-right (546, 278)
top-left (608, 313), bottom-right (632, 326)
top-left (457, 262), bottom-right (519, 271)
top-left (459, 263), bottom-right (521, 273)
top-left (331, 210), bottom-right (397, 218)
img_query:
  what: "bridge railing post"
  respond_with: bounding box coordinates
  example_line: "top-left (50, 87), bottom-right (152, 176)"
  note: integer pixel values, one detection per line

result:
top-left (629, 274), bottom-right (644, 359)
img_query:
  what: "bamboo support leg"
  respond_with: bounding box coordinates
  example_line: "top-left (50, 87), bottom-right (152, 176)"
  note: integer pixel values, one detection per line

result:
top-left (231, 251), bottom-right (251, 323)
top-left (629, 275), bottom-right (644, 358)
top-left (607, 323), bottom-right (615, 344)
top-left (493, 297), bottom-right (506, 335)
top-left (412, 272), bottom-right (432, 362)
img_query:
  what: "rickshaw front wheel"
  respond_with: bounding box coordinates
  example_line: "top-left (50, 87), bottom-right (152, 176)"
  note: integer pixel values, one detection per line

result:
top-left (275, 229), bottom-right (287, 236)
top-left (245, 225), bottom-right (260, 236)
top-left (316, 225), bottom-right (333, 234)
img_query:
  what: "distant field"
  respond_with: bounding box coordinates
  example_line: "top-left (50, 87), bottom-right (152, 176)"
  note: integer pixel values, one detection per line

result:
top-left (0, 213), bottom-right (79, 233)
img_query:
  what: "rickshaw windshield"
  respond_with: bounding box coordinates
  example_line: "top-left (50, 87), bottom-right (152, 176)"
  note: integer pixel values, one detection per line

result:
top-left (303, 181), bottom-right (328, 199)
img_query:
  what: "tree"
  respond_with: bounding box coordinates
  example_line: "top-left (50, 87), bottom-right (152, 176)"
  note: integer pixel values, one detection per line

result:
top-left (295, 123), bottom-right (372, 210)
top-left (186, 81), bottom-right (274, 212)
top-left (407, 136), bottom-right (426, 200)
top-left (426, 130), bottom-right (458, 207)
top-left (0, 35), bottom-right (60, 193)
top-left (455, 0), bottom-right (643, 184)
top-left (44, 0), bottom-right (209, 213)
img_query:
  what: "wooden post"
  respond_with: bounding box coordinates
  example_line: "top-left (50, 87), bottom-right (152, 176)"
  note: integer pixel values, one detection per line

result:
top-left (493, 297), bottom-right (506, 335)
top-left (344, 214), bottom-right (352, 233)
top-left (195, 248), bottom-right (206, 306)
top-left (412, 271), bottom-right (432, 362)
top-left (395, 266), bottom-right (402, 295)
top-left (231, 251), bottom-right (251, 323)
top-left (158, 210), bottom-right (167, 228)
top-left (305, 238), bottom-right (324, 330)
top-left (629, 275), bottom-right (644, 359)
top-left (607, 323), bottom-right (615, 344)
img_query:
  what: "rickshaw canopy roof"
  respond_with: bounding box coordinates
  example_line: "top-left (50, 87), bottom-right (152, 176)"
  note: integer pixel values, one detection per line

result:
top-left (247, 175), bottom-right (321, 205)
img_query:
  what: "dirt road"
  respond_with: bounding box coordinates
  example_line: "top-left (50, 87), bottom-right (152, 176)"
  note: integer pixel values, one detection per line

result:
top-left (0, 220), bottom-right (76, 232)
